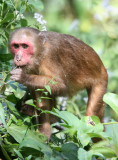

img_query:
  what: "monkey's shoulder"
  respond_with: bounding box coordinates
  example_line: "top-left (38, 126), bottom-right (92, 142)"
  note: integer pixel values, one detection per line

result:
top-left (39, 31), bottom-right (100, 65)
top-left (41, 31), bottom-right (93, 51)
top-left (41, 31), bottom-right (81, 42)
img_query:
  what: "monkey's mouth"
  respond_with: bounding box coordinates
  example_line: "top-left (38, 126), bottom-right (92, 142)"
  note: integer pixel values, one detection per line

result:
top-left (15, 64), bottom-right (27, 68)
top-left (14, 60), bottom-right (28, 67)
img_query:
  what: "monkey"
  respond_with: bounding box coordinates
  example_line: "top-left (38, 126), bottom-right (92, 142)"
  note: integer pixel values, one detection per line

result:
top-left (9, 27), bottom-right (108, 139)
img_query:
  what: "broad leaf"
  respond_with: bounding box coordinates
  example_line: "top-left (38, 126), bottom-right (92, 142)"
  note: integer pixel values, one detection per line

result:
top-left (25, 99), bottom-right (36, 107)
top-left (45, 85), bottom-right (51, 95)
top-left (91, 147), bottom-right (116, 158)
top-left (7, 124), bottom-right (52, 157)
top-left (103, 93), bottom-right (118, 114)
top-left (61, 143), bottom-right (78, 160)
top-left (14, 87), bottom-right (26, 99)
top-left (6, 100), bottom-right (21, 117)
top-left (78, 148), bottom-right (104, 160)
top-left (46, 108), bottom-right (80, 128)
top-left (0, 103), bottom-right (7, 128)
top-left (28, 0), bottom-right (44, 11)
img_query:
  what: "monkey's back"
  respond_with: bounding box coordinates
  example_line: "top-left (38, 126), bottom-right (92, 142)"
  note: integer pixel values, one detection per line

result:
top-left (41, 31), bottom-right (107, 93)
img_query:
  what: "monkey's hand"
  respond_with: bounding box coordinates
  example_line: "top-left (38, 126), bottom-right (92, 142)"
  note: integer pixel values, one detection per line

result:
top-left (10, 68), bottom-right (23, 83)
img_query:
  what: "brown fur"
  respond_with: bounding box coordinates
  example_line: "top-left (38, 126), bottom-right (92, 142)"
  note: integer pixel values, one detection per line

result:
top-left (9, 27), bottom-right (108, 138)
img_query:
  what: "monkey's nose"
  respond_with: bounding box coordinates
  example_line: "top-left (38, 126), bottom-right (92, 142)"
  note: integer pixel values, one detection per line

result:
top-left (16, 54), bottom-right (22, 61)
top-left (16, 59), bottom-right (21, 61)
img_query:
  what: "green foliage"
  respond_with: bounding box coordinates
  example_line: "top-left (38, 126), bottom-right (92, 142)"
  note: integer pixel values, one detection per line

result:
top-left (0, 0), bottom-right (118, 159)
top-left (104, 93), bottom-right (118, 116)
top-left (0, 100), bottom-right (118, 159)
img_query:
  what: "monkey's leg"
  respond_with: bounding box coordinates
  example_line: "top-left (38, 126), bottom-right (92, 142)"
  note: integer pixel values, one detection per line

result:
top-left (86, 82), bottom-right (107, 122)
top-left (35, 96), bottom-right (57, 139)
top-left (35, 100), bottom-right (51, 139)
top-left (36, 110), bottom-right (51, 139)
top-left (86, 82), bottom-right (107, 143)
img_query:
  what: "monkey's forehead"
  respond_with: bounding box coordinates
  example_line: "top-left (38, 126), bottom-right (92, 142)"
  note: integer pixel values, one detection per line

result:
top-left (10, 34), bottom-right (34, 43)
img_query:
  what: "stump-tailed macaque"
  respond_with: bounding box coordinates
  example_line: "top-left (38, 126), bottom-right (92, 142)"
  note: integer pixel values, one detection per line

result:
top-left (9, 27), bottom-right (108, 138)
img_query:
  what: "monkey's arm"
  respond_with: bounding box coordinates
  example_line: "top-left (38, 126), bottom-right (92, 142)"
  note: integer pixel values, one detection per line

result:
top-left (10, 68), bottom-right (67, 96)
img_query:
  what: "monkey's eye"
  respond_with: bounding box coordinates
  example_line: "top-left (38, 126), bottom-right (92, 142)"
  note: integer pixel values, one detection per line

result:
top-left (22, 44), bottom-right (28, 49)
top-left (13, 44), bottom-right (19, 49)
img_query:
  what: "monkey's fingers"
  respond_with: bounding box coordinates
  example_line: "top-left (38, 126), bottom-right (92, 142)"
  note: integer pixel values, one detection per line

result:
top-left (11, 75), bottom-right (21, 81)
top-left (10, 68), bottom-right (22, 75)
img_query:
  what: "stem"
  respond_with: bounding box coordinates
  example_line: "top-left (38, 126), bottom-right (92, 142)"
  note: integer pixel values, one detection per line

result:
top-left (103, 122), bottom-right (118, 125)
top-left (6, 19), bottom-right (15, 28)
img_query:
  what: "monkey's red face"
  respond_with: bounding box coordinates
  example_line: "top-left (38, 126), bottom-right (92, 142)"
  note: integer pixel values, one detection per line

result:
top-left (11, 41), bottom-right (34, 66)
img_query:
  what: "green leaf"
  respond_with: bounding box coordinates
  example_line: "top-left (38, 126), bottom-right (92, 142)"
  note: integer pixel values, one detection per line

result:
top-left (37, 98), bottom-right (42, 104)
top-left (47, 109), bottom-right (80, 128)
top-left (14, 87), bottom-right (26, 99)
top-left (1, 13), bottom-right (14, 24)
top-left (76, 116), bottom-right (109, 147)
top-left (20, 19), bottom-right (27, 27)
top-left (0, 135), bottom-right (2, 144)
top-left (25, 99), bottom-right (36, 107)
top-left (8, 82), bottom-right (17, 91)
top-left (6, 93), bottom-right (17, 104)
top-left (40, 96), bottom-right (52, 99)
top-left (103, 93), bottom-right (118, 115)
top-left (10, 114), bottom-right (18, 123)
top-left (6, 100), bottom-right (21, 117)
top-left (91, 147), bottom-right (116, 158)
top-left (45, 85), bottom-right (51, 94)
top-left (61, 143), bottom-right (78, 160)
top-left (26, 155), bottom-right (32, 160)
top-left (43, 92), bottom-right (48, 96)
top-left (0, 54), bottom-right (12, 62)
top-left (0, 84), bottom-right (6, 94)
top-left (7, 124), bottom-right (52, 157)
top-left (0, 103), bottom-right (7, 128)
top-left (14, 149), bottom-right (24, 159)
top-left (0, 135), bottom-right (12, 160)
top-left (36, 89), bottom-right (45, 91)
top-left (78, 148), bottom-right (92, 160)
top-left (20, 3), bottom-right (26, 13)
top-left (88, 132), bottom-right (110, 140)
top-left (77, 130), bottom-right (91, 147)
top-left (78, 148), bottom-right (104, 160)
top-left (28, 0), bottom-right (44, 11)
top-left (105, 123), bottom-right (118, 151)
